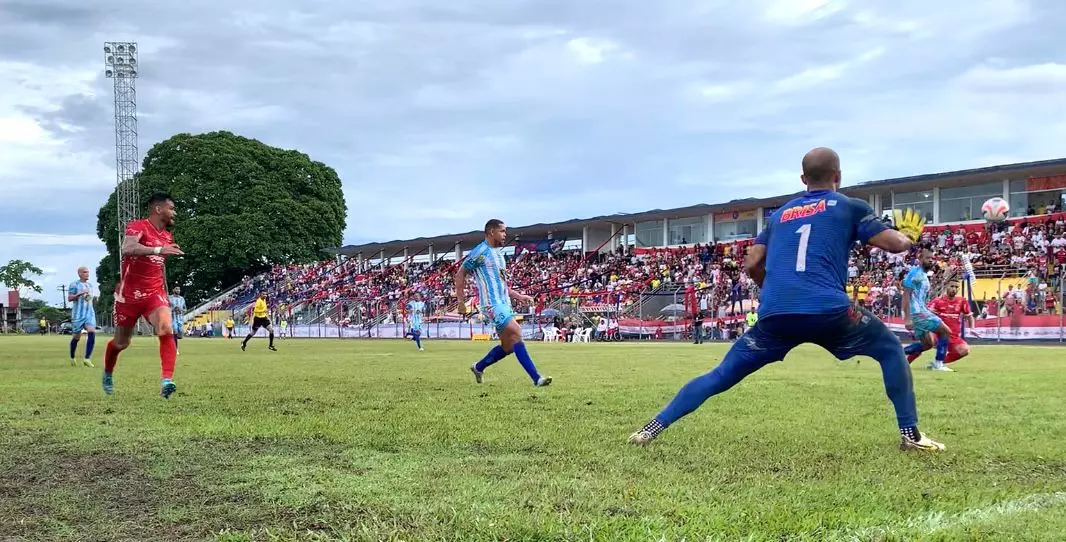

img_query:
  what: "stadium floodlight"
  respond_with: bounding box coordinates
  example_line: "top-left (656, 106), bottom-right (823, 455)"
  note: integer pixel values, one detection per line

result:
top-left (103, 41), bottom-right (140, 245)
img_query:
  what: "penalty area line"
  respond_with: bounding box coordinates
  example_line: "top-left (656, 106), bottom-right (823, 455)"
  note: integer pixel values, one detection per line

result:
top-left (829, 491), bottom-right (1066, 541)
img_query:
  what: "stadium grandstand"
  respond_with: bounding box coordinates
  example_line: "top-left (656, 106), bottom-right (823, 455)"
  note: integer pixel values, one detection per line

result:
top-left (184, 158), bottom-right (1066, 341)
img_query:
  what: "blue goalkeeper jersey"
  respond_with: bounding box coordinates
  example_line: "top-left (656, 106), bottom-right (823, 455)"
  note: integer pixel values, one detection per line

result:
top-left (755, 190), bottom-right (889, 319)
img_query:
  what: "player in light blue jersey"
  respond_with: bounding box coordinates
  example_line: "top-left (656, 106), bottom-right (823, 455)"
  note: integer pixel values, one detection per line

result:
top-left (901, 245), bottom-right (954, 372)
top-left (456, 219), bottom-right (552, 387)
top-left (67, 267), bottom-right (97, 367)
top-left (404, 292), bottom-right (426, 351)
top-left (169, 286), bottom-right (187, 355)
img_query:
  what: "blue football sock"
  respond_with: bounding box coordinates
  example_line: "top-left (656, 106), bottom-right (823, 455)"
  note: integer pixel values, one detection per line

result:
top-left (511, 341), bottom-right (541, 383)
top-left (414, 333), bottom-right (422, 349)
top-left (85, 332), bottom-right (95, 360)
top-left (656, 343), bottom-right (773, 426)
top-left (475, 345), bottom-right (508, 372)
top-left (873, 345), bottom-right (919, 429)
top-left (69, 337), bottom-right (78, 359)
top-left (904, 342), bottom-right (924, 356)
top-left (173, 334), bottom-right (180, 349)
top-left (935, 334), bottom-right (949, 361)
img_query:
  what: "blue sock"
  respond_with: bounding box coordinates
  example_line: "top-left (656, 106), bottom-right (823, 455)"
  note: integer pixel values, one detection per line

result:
top-left (511, 341), bottom-right (542, 383)
top-left (85, 332), bottom-right (95, 360)
top-left (873, 344), bottom-right (919, 429)
top-left (414, 332), bottom-right (422, 349)
top-left (935, 334), bottom-right (949, 361)
top-left (656, 344), bottom-right (774, 426)
top-left (69, 337), bottom-right (78, 359)
top-left (174, 334), bottom-right (180, 350)
top-left (475, 345), bottom-right (508, 372)
top-left (904, 342), bottom-right (924, 356)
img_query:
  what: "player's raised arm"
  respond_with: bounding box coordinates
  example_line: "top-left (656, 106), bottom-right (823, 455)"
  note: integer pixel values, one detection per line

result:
top-left (850, 198), bottom-right (917, 254)
top-left (121, 230), bottom-right (184, 257)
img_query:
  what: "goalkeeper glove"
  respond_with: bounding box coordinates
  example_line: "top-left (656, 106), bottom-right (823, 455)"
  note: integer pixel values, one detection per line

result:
top-left (893, 208), bottom-right (926, 243)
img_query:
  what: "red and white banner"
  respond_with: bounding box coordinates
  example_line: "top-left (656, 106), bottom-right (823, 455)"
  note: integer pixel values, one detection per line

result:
top-left (884, 314), bottom-right (1065, 341)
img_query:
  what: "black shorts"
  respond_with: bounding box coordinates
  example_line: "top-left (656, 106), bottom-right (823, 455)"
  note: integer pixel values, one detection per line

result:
top-left (252, 317), bottom-right (271, 331)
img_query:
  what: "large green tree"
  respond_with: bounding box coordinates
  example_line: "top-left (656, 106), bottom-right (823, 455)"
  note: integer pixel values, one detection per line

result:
top-left (96, 131), bottom-right (347, 308)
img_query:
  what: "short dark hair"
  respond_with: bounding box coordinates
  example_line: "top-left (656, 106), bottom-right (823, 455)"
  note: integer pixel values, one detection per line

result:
top-left (918, 241), bottom-right (934, 252)
top-left (147, 193), bottom-right (173, 207)
top-left (485, 219), bottom-right (504, 234)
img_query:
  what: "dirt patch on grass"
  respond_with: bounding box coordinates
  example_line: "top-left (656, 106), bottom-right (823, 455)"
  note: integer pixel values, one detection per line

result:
top-left (0, 429), bottom-right (313, 541)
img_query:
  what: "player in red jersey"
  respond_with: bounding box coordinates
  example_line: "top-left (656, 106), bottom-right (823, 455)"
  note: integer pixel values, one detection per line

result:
top-left (102, 193), bottom-right (185, 398)
top-left (907, 279), bottom-right (975, 369)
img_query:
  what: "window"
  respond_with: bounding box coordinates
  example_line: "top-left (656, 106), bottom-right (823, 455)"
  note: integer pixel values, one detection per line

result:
top-left (713, 219), bottom-right (757, 241)
top-left (667, 216), bottom-right (706, 245)
top-left (938, 182), bottom-right (1002, 222)
top-left (1010, 179), bottom-right (1066, 217)
top-left (892, 190), bottom-right (934, 223)
top-left (877, 191), bottom-right (892, 214)
top-left (634, 220), bottom-right (664, 247)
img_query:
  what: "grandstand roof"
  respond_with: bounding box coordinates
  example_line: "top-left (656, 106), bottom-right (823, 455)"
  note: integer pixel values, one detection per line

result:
top-left (329, 157), bottom-right (1066, 257)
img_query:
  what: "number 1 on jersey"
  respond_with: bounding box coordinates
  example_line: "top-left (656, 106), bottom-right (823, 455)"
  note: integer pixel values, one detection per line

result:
top-left (795, 224), bottom-right (812, 272)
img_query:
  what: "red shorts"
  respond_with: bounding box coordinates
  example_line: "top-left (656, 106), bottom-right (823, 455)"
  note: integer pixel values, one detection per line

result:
top-left (944, 335), bottom-right (969, 364)
top-left (113, 289), bottom-right (169, 328)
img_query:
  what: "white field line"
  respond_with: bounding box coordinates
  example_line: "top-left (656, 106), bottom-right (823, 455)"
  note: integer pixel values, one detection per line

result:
top-left (829, 491), bottom-right (1066, 541)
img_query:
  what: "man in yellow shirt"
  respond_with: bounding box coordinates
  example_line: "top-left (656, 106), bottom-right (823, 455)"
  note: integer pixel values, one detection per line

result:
top-left (225, 317), bottom-right (235, 339)
top-left (241, 292), bottom-right (277, 351)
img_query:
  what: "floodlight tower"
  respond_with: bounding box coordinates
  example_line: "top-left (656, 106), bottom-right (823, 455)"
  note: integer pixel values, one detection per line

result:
top-left (104, 42), bottom-right (140, 244)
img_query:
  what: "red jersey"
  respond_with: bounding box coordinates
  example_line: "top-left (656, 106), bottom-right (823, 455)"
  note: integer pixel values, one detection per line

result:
top-left (116, 219), bottom-right (173, 303)
top-left (929, 295), bottom-right (971, 335)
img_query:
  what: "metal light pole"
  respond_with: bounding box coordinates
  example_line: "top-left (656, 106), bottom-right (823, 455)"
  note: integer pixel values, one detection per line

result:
top-left (104, 41), bottom-right (140, 244)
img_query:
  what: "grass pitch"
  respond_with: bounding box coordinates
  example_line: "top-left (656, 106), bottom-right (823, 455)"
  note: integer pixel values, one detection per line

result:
top-left (1, 336), bottom-right (1065, 541)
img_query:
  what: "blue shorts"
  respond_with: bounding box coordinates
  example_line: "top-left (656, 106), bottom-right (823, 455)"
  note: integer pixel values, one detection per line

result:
top-left (482, 303), bottom-right (516, 332)
top-left (72, 314), bottom-right (96, 331)
top-left (409, 327), bottom-right (422, 336)
top-left (911, 315), bottom-right (944, 337)
top-left (736, 306), bottom-right (902, 364)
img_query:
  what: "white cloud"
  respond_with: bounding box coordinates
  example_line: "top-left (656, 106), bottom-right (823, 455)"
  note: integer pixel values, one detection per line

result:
top-left (2, 0), bottom-right (1064, 307)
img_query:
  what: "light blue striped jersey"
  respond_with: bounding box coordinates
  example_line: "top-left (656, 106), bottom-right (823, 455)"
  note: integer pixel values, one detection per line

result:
top-left (68, 281), bottom-right (95, 321)
top-left (902, 266), bottom-right (934, 319)
top-left (407, 300), bottom-right (425, 329)
top-left (462, 241), bottom-right (510, 310)
top-left (169, 295), bottom-right (187, 324)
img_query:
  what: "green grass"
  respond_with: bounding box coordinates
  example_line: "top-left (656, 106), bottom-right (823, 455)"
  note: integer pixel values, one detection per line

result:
top-left (2, 336), bottom-right (1066, 541)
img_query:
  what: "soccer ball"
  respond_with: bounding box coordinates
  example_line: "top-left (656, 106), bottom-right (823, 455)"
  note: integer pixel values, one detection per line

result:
top-left (981, 197), bottom-right (1010, 222)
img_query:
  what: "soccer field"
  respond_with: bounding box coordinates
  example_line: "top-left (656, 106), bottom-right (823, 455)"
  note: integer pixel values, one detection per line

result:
top-left (2, 337), bottom-right (1065, 541)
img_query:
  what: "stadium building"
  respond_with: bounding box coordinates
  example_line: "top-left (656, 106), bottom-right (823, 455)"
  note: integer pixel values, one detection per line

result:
top-left (329, 158), bottom-right (1066, 263)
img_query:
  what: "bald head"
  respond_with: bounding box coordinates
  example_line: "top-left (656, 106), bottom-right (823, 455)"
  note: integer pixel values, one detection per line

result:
top-left (801, 147), bottom-right (841, 190)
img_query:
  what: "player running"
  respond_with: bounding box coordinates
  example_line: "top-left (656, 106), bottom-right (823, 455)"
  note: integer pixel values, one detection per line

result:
top-left (457, 219), bottom-right (552, 387)
top-left (906, 279), bottom-right (974, 368)
top-left (67, 266), bottom-right (97, 368)
top-left (103, 193), bottom-right (185, 398)
top-left (169, 286), bottom-right (186, 355)
top-left (404, 292), bottom-right (426, 351)
top-left (628, 148), bottom-right (945, 452)
top-left (241, 292), bottom-right (277, 351)
top-left (901, 246), bottom-right (956, 372)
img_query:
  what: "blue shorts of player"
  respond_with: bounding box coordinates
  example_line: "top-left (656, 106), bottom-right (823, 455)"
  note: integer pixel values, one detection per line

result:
top-left (483, 303), bottom-right (516, 332)
top-left (73, 313), bottom-right (97, 331)
top-left (911, 314), bottom-right (944, 337)
top-left (655, 306), bottom-right (918, 429)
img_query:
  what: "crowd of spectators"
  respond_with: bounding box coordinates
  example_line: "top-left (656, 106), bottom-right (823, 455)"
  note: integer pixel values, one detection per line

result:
top-left (197, 213), bottom-right (1064, 326)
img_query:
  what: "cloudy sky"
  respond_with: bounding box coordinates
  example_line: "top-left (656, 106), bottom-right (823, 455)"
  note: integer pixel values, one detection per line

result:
top-left (2, 0), bottom-right (1065, 305)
